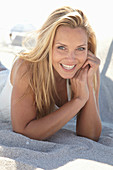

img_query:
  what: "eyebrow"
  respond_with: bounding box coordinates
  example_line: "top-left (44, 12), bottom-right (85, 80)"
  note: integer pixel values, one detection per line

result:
top-left (55, 42), bottom-right (87, 47)
top-left (55, 43), bottom-right (67, 46)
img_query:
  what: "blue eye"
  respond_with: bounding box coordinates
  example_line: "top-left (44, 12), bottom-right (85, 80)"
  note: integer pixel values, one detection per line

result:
top-left (77, 47), bottom-right (85, 51)
top-left (57, 46), bottom-right (65, 50)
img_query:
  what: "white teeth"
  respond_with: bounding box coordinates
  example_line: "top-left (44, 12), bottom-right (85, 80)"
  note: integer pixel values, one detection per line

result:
top-left (61, 64), bottom-right (75, 70)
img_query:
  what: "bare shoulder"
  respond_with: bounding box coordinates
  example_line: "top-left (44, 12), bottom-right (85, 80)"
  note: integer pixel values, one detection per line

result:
top-left (11, 58), bottom-right (36, 133)
top-left (11, 58), bottom-right (30, 86)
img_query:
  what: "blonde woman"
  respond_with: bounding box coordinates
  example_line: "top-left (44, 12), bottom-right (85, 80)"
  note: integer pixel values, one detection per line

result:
top-left (1, 6), bottom-right (102, 141)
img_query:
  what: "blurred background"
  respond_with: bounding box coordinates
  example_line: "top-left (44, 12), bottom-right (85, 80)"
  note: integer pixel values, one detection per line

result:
top-left (0, 0), bottom-right (113, 72)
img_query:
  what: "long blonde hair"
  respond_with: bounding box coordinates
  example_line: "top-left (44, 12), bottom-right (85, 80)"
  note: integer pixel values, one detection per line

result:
top-left (19, 6), bottom-right (97, 118)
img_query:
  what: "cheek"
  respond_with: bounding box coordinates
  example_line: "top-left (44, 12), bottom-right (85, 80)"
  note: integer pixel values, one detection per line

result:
top-left (52, 50), bottom-right (63, 63)
top-left (84, 53), bottom-right (87, 61)
top-left (52, 49), bottom-right (56, 61)
top-left (78, 52), bottom-right (87, 63)
top-left (52, 50), bottom-right (59, 68)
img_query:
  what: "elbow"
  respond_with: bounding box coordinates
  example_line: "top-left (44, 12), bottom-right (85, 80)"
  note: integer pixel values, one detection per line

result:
top-left (94, 127), bottom-right (102, 142)
top-left (12, 126), bottom-right (47, 141)
top-left (12, 123), bottom-right (28, 138)
top-left (76, 125), bottom-right (102, 142)
top-left (87, 133), bottom-right (101, 142)
top-left (12, 126), bottom-right (25, 136)
top-left (93, 123), bottom-right (102, 142)
top-left (12, 120), bottom-right (25, 135)
top-left (89, 126), bottom-right (102, 142)
top-left (76, 132), bottom-right (101, 142)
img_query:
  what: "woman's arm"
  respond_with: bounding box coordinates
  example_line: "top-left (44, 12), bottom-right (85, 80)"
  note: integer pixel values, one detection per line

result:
top-left (76, 52), bottom-right (102, 141)
top-left (11, 60), bottom-right (88, 140)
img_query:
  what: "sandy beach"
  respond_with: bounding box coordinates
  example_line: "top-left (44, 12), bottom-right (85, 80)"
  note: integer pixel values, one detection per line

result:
top-left (0, 1), bottom-right (113, 169)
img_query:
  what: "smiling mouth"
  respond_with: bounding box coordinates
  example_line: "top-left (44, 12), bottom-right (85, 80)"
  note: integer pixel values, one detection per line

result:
top-left (60, 64), bottom-right (76, 70)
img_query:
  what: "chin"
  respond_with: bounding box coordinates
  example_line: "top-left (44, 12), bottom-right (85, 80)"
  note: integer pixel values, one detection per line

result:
top-left (60, 74), bottom-right (75, 79)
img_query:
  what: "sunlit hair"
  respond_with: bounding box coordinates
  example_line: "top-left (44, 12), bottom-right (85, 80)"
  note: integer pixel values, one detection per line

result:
top-left (18, 6), bottom-right (97, 118)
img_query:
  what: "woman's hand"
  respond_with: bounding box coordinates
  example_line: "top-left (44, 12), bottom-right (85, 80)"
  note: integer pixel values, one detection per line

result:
top-left (70, 65), bottom-right (89, 103)
top-left (83, 51), bottom-right (100, 87)
top-left (75, 52), bottom-right (101, 141)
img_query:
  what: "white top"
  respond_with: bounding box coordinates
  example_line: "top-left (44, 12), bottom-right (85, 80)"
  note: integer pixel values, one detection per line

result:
top-left (54, 79), bottom-right (71, 110)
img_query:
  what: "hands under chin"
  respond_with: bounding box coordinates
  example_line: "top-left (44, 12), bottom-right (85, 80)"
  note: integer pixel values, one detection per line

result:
top-left (70, 65), bottom-right (89, 103)
top-left (82, 51), bottom-right (100, 88)
top-left (70, 50), bottom-right (100, 102)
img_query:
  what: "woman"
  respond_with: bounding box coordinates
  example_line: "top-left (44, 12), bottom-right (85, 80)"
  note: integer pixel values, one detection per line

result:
top-left (1, 6), bottom-right (102, 141)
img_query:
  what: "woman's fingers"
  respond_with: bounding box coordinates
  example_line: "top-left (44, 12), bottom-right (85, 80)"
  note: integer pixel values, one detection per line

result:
top-left (82, 51), bottom-right (100, 70)
top-left (72, 65), bottom-right (89, 85)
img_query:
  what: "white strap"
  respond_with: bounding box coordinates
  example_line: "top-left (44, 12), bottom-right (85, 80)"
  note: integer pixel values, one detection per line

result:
top-left (66, 79), bottom-right (71, 101)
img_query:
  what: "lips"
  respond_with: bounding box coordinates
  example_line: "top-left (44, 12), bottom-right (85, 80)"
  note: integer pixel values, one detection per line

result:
top-left (60, 64), bottom-right (76, 70)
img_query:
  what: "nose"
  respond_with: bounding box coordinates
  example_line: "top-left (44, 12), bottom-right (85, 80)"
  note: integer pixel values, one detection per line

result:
top-left (67, 51), bottom-right (76, 60)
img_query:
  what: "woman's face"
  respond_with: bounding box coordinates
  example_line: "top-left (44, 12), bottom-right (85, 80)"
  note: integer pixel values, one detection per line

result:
top-left (52, 26), bottom-right (88, 79)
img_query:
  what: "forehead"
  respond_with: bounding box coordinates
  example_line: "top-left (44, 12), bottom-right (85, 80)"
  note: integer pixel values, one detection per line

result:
top-left (54, 26), bottom-right (88, 44)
